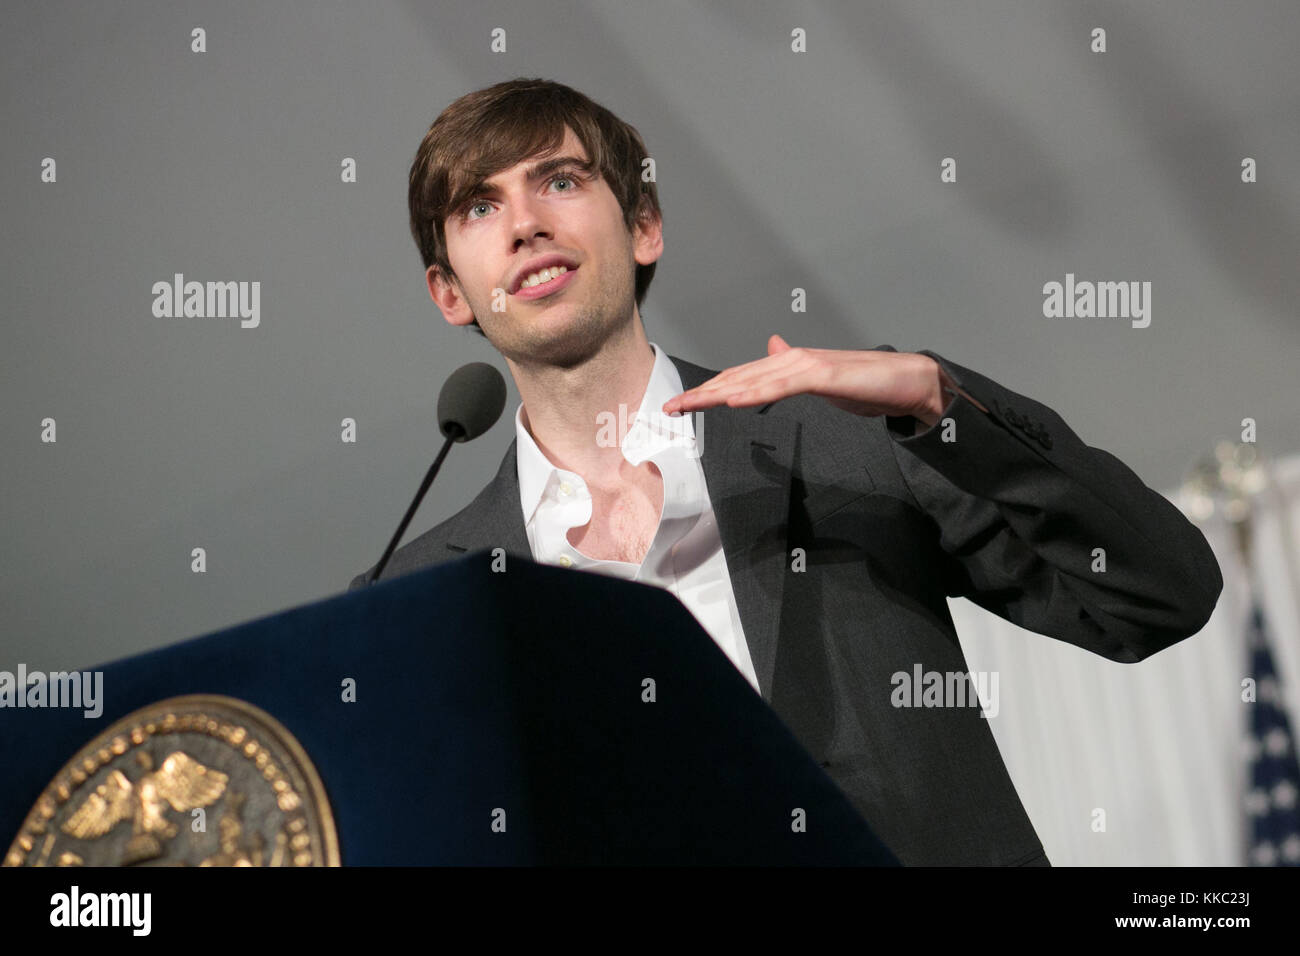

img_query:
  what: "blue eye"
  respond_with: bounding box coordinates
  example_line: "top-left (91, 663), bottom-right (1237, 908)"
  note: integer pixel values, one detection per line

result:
top-left (461, 170), bottom-right (582, 222)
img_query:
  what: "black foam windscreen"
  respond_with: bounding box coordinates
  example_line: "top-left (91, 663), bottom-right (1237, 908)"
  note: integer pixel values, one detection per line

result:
top-left (437, 362), bottom-right (507, 442)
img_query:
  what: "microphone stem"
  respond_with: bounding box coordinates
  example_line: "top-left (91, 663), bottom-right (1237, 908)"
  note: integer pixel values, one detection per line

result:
top-left (368, 424), bottom-right (464, 584)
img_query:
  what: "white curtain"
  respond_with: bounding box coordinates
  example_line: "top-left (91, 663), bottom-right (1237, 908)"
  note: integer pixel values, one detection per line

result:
top-left (953, 450), bottom-right (1300, 865)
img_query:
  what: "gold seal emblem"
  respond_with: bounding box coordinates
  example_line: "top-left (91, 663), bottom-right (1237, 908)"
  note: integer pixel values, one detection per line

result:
top-left (4, 695), bottom-right (340, 867)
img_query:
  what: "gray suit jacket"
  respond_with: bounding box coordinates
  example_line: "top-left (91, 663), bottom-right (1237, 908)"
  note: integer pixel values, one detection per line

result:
top-left (350, 345), bottom-right (1223, 866)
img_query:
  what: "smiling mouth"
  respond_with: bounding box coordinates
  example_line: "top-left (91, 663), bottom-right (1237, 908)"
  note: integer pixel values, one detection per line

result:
top-left (512, 266), bottom-right (578, 300)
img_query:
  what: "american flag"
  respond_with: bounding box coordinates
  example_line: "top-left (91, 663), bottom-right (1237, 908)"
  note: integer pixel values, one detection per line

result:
top-left (1245, 599), bottom-right (1300, 865)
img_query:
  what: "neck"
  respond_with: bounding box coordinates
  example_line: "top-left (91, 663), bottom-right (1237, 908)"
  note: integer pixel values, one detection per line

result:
top-left (509, 317), bottom-right (657, 482)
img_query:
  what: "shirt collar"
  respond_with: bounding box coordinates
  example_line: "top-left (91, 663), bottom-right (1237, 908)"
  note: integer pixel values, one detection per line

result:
top-left (515, 341), bottom-right (693, 526)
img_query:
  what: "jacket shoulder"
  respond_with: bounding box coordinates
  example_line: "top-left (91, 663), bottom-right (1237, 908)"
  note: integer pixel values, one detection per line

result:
top-left (347, 444), bottom-right (518, 590)
top-left (347, 507), bottom-right (469, 591)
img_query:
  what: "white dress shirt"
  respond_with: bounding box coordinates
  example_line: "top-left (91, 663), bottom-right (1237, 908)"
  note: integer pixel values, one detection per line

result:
top-left (515, 342), bottom-right (760, 693)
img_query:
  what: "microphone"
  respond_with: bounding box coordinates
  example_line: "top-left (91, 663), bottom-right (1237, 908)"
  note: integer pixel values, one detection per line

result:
top-left (437, 361), bottom-right (507, 442)
top-left (367, 362), bottom-right (506, 584)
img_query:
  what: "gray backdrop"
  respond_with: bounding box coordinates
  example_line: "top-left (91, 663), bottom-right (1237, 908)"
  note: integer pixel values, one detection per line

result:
top-left (3, 0), bottom-right (1296, 673)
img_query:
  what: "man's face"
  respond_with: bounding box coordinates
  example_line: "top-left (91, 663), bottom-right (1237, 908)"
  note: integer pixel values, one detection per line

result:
top-left (428, 126), bottom-right (662, 368)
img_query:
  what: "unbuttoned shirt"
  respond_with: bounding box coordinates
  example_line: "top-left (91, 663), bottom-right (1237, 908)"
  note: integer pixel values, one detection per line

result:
top-left (514, 342), bottom-right (760, 693)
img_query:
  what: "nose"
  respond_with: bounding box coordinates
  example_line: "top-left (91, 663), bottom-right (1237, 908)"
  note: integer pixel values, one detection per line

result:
top-left (510, 190), bottom-right (554, 250)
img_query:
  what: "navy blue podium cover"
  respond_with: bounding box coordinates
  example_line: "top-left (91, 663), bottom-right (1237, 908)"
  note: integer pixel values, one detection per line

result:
top-left (1, 552), bottom-right (897, 865)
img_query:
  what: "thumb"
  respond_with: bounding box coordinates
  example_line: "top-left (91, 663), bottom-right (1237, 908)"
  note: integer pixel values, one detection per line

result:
top-left (768, 333), bottom-right (792, 355)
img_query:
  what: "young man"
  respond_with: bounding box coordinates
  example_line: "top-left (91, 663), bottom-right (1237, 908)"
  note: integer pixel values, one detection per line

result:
top-left (351, 78), bottom-right (1223, 866)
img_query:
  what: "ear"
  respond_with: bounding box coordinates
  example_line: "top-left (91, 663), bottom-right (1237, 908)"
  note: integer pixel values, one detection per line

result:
top-left (426, 265), bottom-right (476, 327)
top-left (631, 209), bottom-right (664, 268)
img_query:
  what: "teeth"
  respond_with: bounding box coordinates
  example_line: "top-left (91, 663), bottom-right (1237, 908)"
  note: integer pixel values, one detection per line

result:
top-left (521, 265), bottom-right (568, 289)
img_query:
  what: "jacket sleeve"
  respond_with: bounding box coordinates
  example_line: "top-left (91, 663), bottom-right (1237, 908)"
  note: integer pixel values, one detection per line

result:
top-left (871, 345), bottom-right (1223, 663)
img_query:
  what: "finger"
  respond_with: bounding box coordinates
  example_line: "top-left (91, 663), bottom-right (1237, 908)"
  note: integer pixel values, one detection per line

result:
top-left (663, 367), bottom-right (761, 412)
top-left (699, 368), bottom-right (820, 411)
top-left (720, 371), bottom-right (813, 407)
top-left (690, 347), bottom-right (813, 393)
top-left (664, 348), bottom-right (814, 413)
top-left (689, 349), bottom-right (819, 399)
top-left (665, 390), bottom-right (734, 413)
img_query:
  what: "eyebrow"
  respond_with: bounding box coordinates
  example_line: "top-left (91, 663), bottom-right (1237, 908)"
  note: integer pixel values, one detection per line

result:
top-left (456, 156), bottom-right (594, 207)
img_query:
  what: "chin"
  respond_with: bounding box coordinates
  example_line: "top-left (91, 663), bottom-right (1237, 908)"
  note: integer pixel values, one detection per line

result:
top-left (525, 307), bottom-right (616, 363)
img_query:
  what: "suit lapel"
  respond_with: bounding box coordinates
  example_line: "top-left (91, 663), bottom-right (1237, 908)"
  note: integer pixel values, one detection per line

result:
top-left (446, 353), bottom-right (797, 701)
top-left (443, 442), bottom-right (532, 560)
top-left (672, 356), bottom-right (797, 700)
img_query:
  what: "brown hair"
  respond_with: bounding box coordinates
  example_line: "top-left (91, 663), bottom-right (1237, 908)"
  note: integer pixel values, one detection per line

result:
top-left (408, 78), bottom-right (663, 336)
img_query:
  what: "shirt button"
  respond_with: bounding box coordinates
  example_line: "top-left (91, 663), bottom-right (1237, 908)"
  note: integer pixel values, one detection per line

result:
top-left (559, 482), bottom-right (573, 497)
top-left (558, 555), bottom-right (573, 567)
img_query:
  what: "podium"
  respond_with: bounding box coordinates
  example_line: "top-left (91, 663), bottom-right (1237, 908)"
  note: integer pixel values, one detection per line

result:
top-left (1, 553), bottom-right (897, 865)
